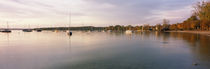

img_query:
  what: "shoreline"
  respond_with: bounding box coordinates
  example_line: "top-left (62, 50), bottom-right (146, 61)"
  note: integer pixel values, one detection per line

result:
top-left (165, 31), bottom-right (210, 36)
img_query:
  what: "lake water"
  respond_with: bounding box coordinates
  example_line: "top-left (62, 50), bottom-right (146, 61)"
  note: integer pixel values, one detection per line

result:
top-left (0, 31), bottom-right (210, 69)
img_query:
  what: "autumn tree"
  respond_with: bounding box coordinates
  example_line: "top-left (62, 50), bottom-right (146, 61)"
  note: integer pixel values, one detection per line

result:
top-left (170, 24), bottom-right (178, 30)
top-left (194, 1), bottom-right (210, 30)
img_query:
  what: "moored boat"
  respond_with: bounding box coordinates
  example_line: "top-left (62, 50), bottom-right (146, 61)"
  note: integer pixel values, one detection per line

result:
top-left (23, 29), bottom-right (33, 32)
top-left (1, 22), bottom-right (12, 33)
top-left (1, 29), bottom-right (11, 33)
top-left (36, 29), bottom-right (42, 32)
top-left (125, 30), bottom-right (133, 34)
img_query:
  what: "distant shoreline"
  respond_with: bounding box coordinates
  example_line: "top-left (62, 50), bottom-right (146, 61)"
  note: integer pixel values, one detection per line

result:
top-left (166, 31), bottom-right (210, 36)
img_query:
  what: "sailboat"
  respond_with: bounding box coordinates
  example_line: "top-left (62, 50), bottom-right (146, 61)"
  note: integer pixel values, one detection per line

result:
top-left (23, 25), bottom-right (32, 32)
top-left (67, 10), bottom-right (72, 36)
top-left (36, 29), bottom-right (42, 32)
top-left (36, 25), bottom-right (42, 32)
top-left (1, 21), bottom-right (12, 33)
top-left (23, 29), bottom-right (32, 32)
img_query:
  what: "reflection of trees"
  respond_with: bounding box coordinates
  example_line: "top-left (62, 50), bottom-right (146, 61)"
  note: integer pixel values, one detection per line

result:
top-left (170, 33), bottom-right (199, 46)
top-left (118, 31), bottom-right (210, 63)
top-left (169, 32), bottom-right (210, 62)
top-left (143, 31), bottom-right (151, 38)
top-left (106, 31), bottom-right (125, 38)
top-left (152, 32), bottom-right (210, 62)
top-left (162, 32), bottom-right (170, 42)
top-left (198, 35), bottom-right (210, 61)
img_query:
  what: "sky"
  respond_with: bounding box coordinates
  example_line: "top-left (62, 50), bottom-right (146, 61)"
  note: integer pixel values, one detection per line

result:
top-left (0, 0), bottom-right (199, 28)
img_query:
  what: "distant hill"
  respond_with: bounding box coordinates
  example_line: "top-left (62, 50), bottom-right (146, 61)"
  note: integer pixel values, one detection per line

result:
top-left (0, 28), bottom-right (33, 30)
top-left (36, 26), bottom-right (105, 30)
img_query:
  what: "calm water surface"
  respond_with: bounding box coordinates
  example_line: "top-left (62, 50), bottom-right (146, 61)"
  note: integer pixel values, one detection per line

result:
top-left (0, 31), bottom-right (210, 69)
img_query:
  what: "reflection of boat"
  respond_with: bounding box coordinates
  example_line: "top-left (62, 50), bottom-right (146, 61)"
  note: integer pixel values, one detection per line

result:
top-left (23, 29), bottom-right (32, 32)
top-left (54, 30), bottom-right (59, 33)
top-left (106, 30), bottom-right (112, 32)
top-left (1, 22), bottom-right (12, 33)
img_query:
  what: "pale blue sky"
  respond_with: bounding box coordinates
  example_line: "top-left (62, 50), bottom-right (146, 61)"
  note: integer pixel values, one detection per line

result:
top-left (0, 0), bottom-right (199, 28)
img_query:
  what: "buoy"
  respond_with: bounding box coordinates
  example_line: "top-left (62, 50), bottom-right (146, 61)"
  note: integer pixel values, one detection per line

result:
top-left (67, 31), bottom-right (72, 36)
top-left (69, 32), bottom-right (72, 36)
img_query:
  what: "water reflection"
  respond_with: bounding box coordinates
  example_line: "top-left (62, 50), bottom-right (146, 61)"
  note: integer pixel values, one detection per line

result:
top-left (0, 33), bottom-right (10, 47)
top-left (167, 32), bottom-right (210, 67)
top-left (0, 31), bottom-right (209, 69)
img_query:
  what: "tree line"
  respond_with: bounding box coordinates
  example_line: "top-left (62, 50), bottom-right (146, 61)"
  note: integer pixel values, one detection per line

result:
top-left (106, 1), bottom-right (210, 31)
top-left (37, 26), bottom-right (105, 31)
top-left (37, 1), bottom-right (209, 31)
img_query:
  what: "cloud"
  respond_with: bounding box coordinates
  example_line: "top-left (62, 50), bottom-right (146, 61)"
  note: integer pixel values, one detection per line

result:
top-left (81, 0), bottom-right (197, 25)
top-left (0, 0), bottom-right (198, 28)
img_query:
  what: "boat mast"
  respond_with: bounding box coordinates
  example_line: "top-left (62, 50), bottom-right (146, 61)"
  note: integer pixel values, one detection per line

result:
top-left (7, 21), bottom-right (9, 29)
top-left (28, 24), bottom-right (30, 29)
top-left (68, 9), bottom-right (71, 31)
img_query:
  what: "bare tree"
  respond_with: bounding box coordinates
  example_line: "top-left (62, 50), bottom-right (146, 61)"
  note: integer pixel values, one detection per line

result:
top-left (162, 19), bottom-right (170, 30)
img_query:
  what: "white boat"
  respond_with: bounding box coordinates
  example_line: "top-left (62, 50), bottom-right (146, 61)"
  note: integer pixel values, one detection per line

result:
top-left (125, 30), bottom-right (133, 34)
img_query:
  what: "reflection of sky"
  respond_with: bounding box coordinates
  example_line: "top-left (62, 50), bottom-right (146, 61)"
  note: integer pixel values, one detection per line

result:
top-left (0, 0), bottom-right (198, 28)
top-left (0, 31), bottom-right (210, 69)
